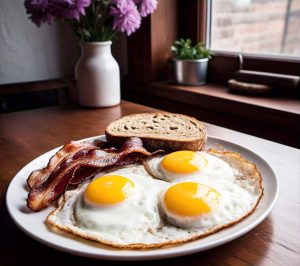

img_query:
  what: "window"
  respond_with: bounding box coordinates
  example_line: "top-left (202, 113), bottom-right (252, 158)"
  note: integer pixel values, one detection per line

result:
top-left (126, 0), bottom-right (300, 84)
top-left (211, 0), bottom-right (300, 57)
top-left (124, 0), bottom-right (300, 148)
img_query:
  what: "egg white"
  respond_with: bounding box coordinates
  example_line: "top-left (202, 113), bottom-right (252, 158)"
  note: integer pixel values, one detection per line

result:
top-left (74, 167), bottom-right (167, 235)
top-left (144, 151), bottom-right (238, 182)
top-left (46, 150), bottom-right (263, 248)
top-left (159, 176), bottom-right (258, 229)
top-left (48, 165), bottom-right (169, 245)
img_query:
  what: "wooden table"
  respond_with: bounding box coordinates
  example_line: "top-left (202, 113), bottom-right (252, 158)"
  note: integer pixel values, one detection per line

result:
top-left (1, 101), bottom-right (299, 265)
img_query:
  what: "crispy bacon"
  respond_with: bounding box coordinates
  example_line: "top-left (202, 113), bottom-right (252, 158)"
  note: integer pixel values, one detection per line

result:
top-left (27, 137), bottom-right (159, 211)
top-left (27, 141), bottom-right (96, 189)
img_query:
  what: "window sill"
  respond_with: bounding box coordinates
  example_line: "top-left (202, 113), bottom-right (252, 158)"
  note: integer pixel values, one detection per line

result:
top-left (123, 81), bottom-right (300, 148)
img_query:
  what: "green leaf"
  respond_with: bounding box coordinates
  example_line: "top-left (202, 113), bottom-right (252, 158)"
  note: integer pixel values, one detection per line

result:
top-left (82, 28), bottom-right (91, 38)
top-left (170, 38), bottom-right (212, 60)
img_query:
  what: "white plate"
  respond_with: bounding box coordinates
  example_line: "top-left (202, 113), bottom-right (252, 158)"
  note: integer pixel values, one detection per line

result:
top-left (6, 136), bottom-right (278, 261)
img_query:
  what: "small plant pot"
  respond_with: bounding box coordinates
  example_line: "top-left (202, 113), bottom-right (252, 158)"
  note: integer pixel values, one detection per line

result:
top-left (173, 58), bottom-right (209, 85)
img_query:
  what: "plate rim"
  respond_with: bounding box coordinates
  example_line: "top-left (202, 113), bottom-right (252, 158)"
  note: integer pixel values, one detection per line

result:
top-left (6, 135), bottom-right (279, 261)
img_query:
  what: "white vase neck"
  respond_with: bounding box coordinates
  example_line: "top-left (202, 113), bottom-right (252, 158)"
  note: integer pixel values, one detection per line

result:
top-left (80, 42), bottom-right (112, 57)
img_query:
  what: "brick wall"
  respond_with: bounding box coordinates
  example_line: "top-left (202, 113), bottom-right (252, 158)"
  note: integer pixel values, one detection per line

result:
top-left (211, 0), bottom-right (300, 56)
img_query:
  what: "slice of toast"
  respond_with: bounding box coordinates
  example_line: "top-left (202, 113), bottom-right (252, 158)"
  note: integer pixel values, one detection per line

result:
top-left (105, 112), bottom-right (207, 151)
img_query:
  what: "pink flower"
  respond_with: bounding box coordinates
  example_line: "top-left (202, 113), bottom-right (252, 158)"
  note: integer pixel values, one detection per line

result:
top-left (110, 0), bottom-right (141, 36)
top-left (133, 0), bottom-right (157, 17)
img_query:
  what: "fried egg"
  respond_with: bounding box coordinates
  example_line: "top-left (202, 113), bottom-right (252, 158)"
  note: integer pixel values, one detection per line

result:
top-left (144, 150), bottom-right (237, 181)
top-left (46, 150), bottom-right (263, 248)
top-left (160, 178), bottom-right (258, 229)
top-left (47, 166), bottom-right (168, 245)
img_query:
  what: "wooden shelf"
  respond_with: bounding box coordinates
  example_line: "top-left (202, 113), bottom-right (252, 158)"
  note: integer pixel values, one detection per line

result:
top-left (123, 81), bottom-right (300, 148)
top-left (151, 82), bottom-right (300, 114)
top-left (0, 79), bottom-right (75, 113)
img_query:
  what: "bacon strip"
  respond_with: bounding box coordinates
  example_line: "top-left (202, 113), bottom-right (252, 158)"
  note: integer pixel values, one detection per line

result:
top-left (27, 141), bottom-right (97, 189)
top-left (27, 137), bottom-right (158, 211)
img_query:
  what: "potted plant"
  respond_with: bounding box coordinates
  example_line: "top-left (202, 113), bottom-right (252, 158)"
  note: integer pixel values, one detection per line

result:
top-left (171, 38), bottom-right (212, 85)
top-left (24, 0), bottom-right (157, 107)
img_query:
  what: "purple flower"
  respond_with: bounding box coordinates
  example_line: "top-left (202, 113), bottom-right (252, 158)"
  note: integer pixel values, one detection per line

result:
top-left (24, 0), bottom-right (54, 26)
top-left (110, 0), bottom-right (141, 36)
top-left (24, 0), bottom-right (91, 26)
top-left (133, 0), bottom-right (157, 17)
top-left (24, 0), bottom-right (157, 41)
top-left (51, 0), bottom-right (91, 21)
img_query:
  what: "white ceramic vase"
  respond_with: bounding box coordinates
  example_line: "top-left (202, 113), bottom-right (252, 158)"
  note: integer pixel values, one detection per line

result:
top-left (75, 41), bottom-right (120, 107)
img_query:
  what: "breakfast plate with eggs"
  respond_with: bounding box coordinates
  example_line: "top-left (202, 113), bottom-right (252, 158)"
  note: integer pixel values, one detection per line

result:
top-left (6, 135), bottom-right (278, 260)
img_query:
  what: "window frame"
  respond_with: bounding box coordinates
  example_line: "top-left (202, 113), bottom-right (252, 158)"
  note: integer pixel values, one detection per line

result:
top-left (208, 0), bottom-right (300, 60)
top-left (123, 0), bottom-right (300, 147)
top-left (126, 0), bottom-right (300, 87)
top-left (205, 0), bottom-right (300, 86)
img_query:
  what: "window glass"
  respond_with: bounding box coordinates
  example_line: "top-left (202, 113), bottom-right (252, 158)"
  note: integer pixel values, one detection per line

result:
top-left (211, 0), bottom-right (300, 57)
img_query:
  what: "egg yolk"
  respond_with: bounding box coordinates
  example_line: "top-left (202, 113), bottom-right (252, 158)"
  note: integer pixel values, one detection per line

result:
top-left (163, 182), bottom-right (219, 217)
top-left (161, 151), bottom-right (207, 173)
top-left (84, 175), bottom-right (134, 205)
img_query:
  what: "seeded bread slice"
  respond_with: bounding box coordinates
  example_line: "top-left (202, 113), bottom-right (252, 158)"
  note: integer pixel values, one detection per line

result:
top-left (105, 113), bottom-right (207, 151)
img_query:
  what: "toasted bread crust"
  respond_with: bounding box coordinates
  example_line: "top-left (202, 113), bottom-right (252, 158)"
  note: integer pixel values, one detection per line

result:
top-left (105, 112), bottom-right (207, 151)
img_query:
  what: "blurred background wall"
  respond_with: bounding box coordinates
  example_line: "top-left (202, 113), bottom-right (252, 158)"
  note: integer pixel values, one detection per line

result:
top-left (0, 0), bottom-right (127, 85)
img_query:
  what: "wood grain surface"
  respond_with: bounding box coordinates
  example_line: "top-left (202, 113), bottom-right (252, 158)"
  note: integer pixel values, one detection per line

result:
top-left (123, 82), bottom-right (300, 148)
top-left (0, 101), bottom-right (299, 266)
